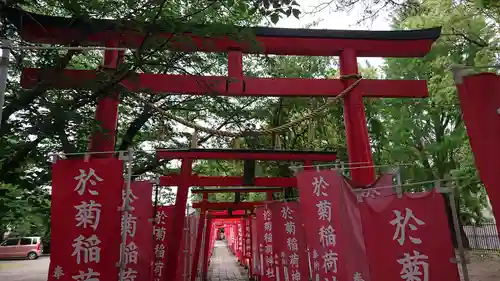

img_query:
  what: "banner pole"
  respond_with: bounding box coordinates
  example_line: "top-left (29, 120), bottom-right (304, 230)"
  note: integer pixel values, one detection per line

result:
top-left (447, 180), bottom-right (470, 281)
top-left (119, 148), bottom-right (134, 281)
top-left (183, 210), bottom-right (190, 281)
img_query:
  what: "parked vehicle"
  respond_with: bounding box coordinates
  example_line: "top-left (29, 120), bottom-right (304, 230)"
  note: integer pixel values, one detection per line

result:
top-left (0, 237), bottom-right (43, 260)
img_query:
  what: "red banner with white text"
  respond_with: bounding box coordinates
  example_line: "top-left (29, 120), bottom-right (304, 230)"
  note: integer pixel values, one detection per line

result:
top-left (360, 190), bottom-right (460, 281)
top-left (297, 170), bottom-right (371, 281)
top-left (256, 206), bottom-right (275, 281)
top-left (121, 181), bottom-right (153, 281)
top-left (271, 202), bottom-right (309, 281)
top-left (48, 158), bottom-right (123, 281)
top-left (152, 206), bottom-right (174, 281)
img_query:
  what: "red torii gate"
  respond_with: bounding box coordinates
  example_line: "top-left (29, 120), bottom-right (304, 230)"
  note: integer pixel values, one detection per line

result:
top-left (6, 6), bottom-right (441, 281)
top-left (7, 7), bottom-right (440, 186)
top-left (159, 148), bottom-right (337, 281)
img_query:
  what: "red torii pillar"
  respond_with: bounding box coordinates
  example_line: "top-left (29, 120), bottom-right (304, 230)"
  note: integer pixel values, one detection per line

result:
top-left (454, 70), bottom-right (500, 235)
top-left (89, 40), bottom-right (124, 156)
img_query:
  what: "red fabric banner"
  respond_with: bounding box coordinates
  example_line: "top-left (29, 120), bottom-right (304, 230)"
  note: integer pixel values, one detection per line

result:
top-left (237, 220), bottom-right (243, 262)
top-left (256, 206), bottom-right (276, 281)
top-left (361, 190), bottom-right (460, 281)
top-left (297, 170), bottom-right (348, 281)
top-left (457, 73), bottom-right (500, 235)
top-left (121, 181), bottom-right (153, 281)
top-left (271, 202), bottom-right (309, 281)
top-left (244, 218), bottom-right (252, 259)
top-left (48, 158), bottom-right (123, 281)
top-left (152, 206), bottom-right (174, 281)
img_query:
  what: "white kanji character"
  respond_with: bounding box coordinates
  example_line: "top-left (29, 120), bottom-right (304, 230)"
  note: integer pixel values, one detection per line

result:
top-left (121, 268), bottom-right (137, 281)
top-left (123, 241), bottom-right (138, 264)
top-left (121, 189), bottom-right (138, 211)
top-left (71, 235), bottom-right (101, 264)
top-left (74, 168), bottom-right (103, 196)
top-left (265, 245), bottom-right (273, 254)
top-left (155, 244), bottom-right (165, 259)
top-left (312, 176), bottom-right (329, 197)
top-left (53, 265), bottom-right (65, 280)
top-left (155, 211), bottom-right (168, 225)
top-left (154, 226), bottom-right (166, 241)
top-left (397, 250), bottom-right (429, 281)
top-left (316, 200), bottom-right (332, 222)
top-left (281, 252), bottom-right (287, 265)
top-left (266, 255), bottom-right (274, 265)
top-left (291, 270), bottom-right (301, 281)
top-left (312, 249), bottom-right (319, 259)
top-left (264, 221), bottom-right (272, 231)
top-left (263, 209), bottom-right (272, 221)
top-left (281, 205), bottom-right (294, 219)
top-left (285, 221), bottom-right (296, 235)
top-left (313, 260), bottom-right (320, 271)
top-left (121, 213), bottom-right (137, 238)
top-left (289, 253), bottom-right (299, 267)
top-left (264, 233), bottom-right (273, 243)
top-left (72, 268), bottom-right (100, 281)
top-left (390, 208), bottom-right (425, 246)
top-left (75, 200), bottom-right (102, 230)
top-left (319, 225), bottom-right (336, 248)
top-left (322, 250), bottom-right (338, 273)
top-left (287, 237), bottom-right (298, 251)
top-left (154, 260), bottom-right (164, 276)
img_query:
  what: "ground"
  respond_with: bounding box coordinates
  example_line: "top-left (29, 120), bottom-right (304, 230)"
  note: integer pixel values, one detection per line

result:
top-left (464, 251), bottom-right (500, 281)
top-left (0, 256), bottom-right (49, 281)
top-left (0, 249), bottom-right (498, 281)
top-left (208, 240), bottom-right (249, 281)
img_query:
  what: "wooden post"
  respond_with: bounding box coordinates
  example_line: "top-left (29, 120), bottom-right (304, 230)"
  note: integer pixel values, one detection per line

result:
top-left (445, 180), bottom-right (470, 281)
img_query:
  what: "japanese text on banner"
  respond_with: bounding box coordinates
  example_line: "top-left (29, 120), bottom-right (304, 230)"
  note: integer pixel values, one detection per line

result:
top-left (49, 158), bottom-right (122, 281)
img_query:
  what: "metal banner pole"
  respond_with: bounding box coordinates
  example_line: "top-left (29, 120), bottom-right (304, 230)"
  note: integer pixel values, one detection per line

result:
top-left (118, 148), bottom-right (134, 281)
top-left (198, 212), bottom-right (208, 281)
top-left (0, 39), bottom-right (11, 132)
top-left (183, 209), bottom-right (190, 281)
top-left (447, 181), bottom-right (471, 281)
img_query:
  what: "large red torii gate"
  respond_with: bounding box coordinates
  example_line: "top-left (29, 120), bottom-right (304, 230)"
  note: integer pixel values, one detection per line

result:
top-left (6, 6), bottom-right (441, 281)
top-left (7, 7), bottom-right (440, 186)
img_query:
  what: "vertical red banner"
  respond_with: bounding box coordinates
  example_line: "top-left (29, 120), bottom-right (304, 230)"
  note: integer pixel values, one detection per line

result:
top-left (48, 158), bottom-right (123, 281)
top-left (244, 218), bottom-right (252, 261)
top-left (256, 206), bottom-right (275, 281)
top-left (271, 202), bottom-right (309, 281)
top-left (297, 170), bottom-right (348, 281)
top-left (121, 181), bottom-right (153, 281)
top-left (152, 206), bottom-right (174, 281)
top-left (360, 190), bottom-right (460, 281)
top-left (237, 220), bottom-right (243, 262)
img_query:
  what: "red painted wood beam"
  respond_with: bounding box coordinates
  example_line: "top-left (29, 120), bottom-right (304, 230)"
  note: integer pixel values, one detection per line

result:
top-left (208, 215), bottom-right (247, 219)
top-left (210, 210), bottom-right (246, 216)
top-left (160, 174), bottom-right (294, 188)
top-left (6, 8), bottom-right (440, 57)
top-left (191, 187), bottom-right (284, 193)
top-left (21, 68), bottom-right (428, 98)
top-left (156, 149), bottom-right (336, 161)
top-left (192, 202), bottom-right (264, 210)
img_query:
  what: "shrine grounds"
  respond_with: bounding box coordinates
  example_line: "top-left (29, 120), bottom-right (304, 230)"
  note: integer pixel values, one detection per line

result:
top-left (0, 256), bottom-right (49, 281)
top-left (0, 252), bottom-right (498, 281)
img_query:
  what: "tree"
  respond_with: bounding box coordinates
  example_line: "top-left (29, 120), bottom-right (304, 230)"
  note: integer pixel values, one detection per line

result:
top-left (373, 0), bottom-right (498, 247)
top-left (0, 0), bottom-right (302, 238)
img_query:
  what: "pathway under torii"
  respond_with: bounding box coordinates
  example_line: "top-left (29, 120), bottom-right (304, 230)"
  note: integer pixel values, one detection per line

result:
top-left (207, 240), bottom-right (249, 281)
